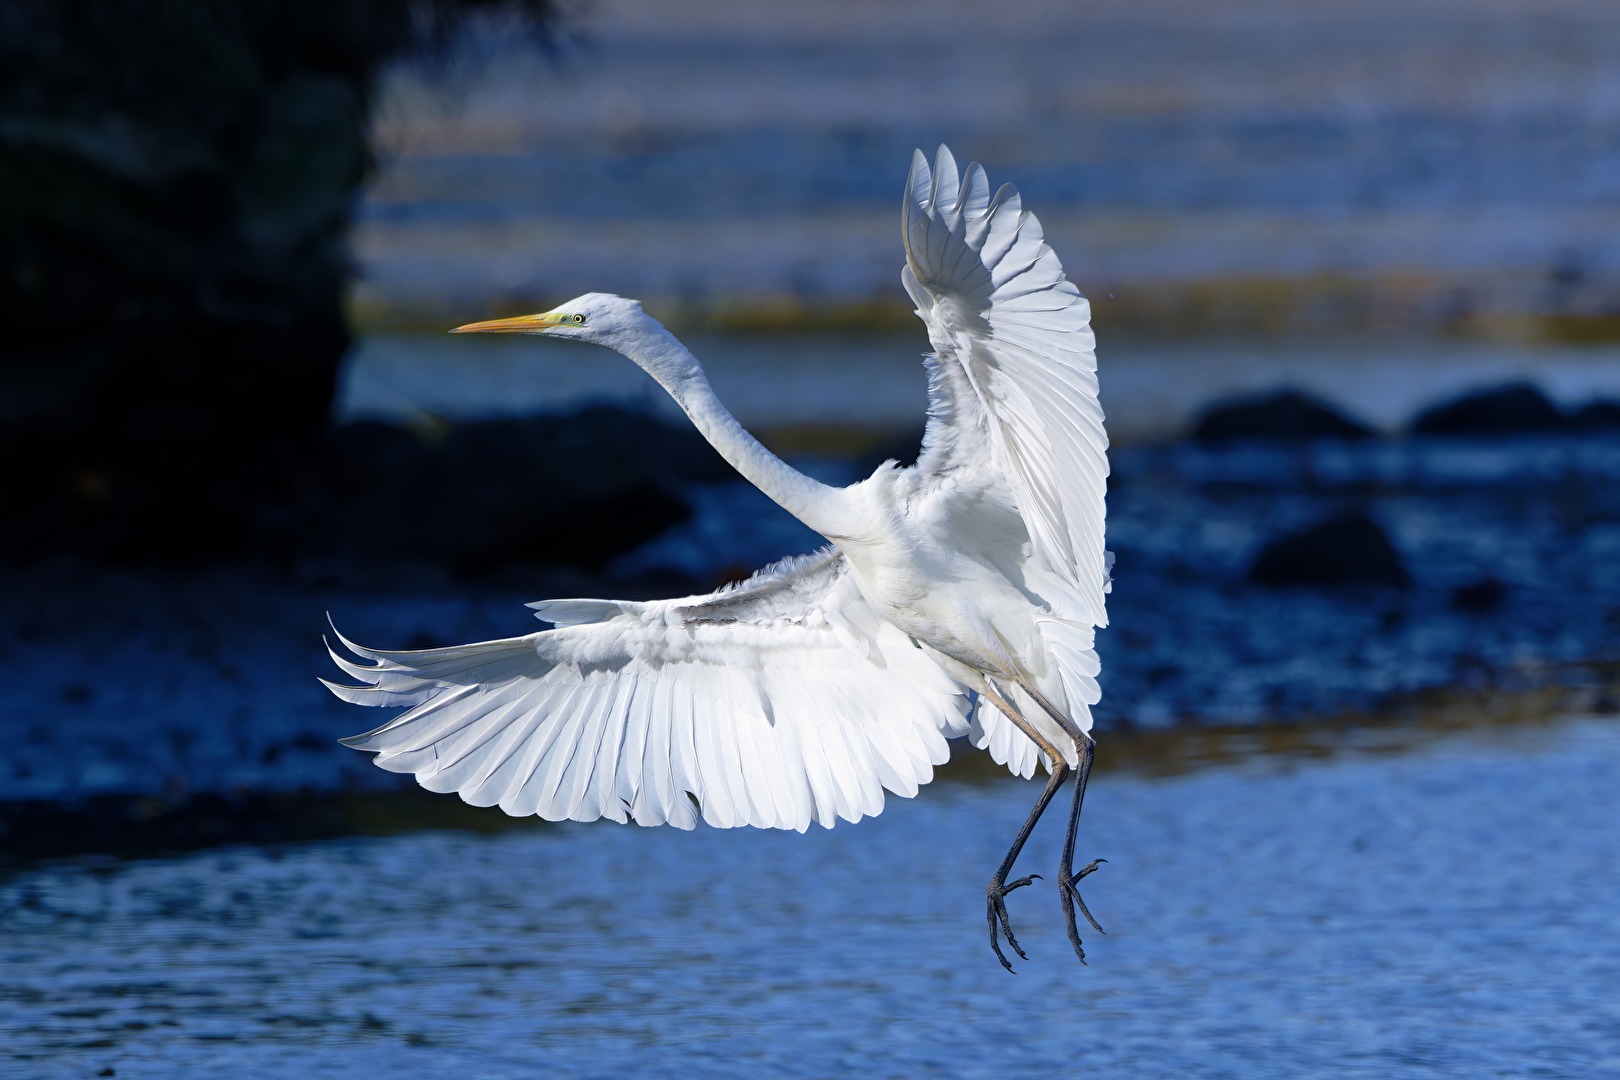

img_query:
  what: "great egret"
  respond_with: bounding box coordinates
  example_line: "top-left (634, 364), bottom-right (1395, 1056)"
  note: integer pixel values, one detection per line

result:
top-left (326, 146), bottom-right (1112, 971)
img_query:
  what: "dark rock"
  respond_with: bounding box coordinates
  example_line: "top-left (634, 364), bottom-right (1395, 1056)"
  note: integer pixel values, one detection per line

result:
top-left (1409, 382), bottom-right (1565, 435)
top-left (311, 408), bottom-right (718, 580)
top-left (325, 420), bottom-right (436, 488)
top-left (1569, 399), bottom-right (1620, 430)
top-left (1249, 511), bottom-right (1411, 589)
top-left (417, 409), bottom-right (708, 574)
top-left (1450, 576), bottom-right (1508, 613)
top-left (1193, 390), bottom-right (1375, 442)
top-left (541, 405), bottom-right (735, 486)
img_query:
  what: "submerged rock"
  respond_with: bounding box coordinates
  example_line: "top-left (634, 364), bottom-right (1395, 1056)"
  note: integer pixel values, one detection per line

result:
top-left (1248, 510), bottom-right (1411, 589)
top-left (1410, 382), bottom-right (1565, 435)
top-left (1569, 399), bottom-right (1620, 431)
top-left (1450, 576), bottom-right (1508, 614)
top-left (1193, 390), bottom-right (1375, 442)
top-left (315, 407), bottom-right (717, 580)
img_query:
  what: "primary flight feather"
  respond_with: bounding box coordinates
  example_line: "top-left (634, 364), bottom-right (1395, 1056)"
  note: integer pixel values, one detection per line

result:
top-left (327, 146), bottom-right (1112, 970)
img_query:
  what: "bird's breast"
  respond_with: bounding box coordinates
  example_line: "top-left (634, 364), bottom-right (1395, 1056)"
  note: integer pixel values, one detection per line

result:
top-left (840, 537), bottom-right (1031, 679)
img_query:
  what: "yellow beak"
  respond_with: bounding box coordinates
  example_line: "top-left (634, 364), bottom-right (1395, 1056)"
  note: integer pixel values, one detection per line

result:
top-left (450, 311), bottom-right (569, 334)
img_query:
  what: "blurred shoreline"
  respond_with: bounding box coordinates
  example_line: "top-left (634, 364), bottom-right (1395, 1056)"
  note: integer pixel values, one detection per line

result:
top-left (340, 328), bottom-right (1620, 446)
top-left (355, 0), bottom-right (1620, 341)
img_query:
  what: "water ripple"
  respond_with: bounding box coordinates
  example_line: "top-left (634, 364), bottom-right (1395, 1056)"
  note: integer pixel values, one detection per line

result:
top-left (6, 717), bottom-right (1619, 1077)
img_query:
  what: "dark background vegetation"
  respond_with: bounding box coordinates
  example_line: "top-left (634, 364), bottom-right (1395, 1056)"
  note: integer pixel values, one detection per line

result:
top-left (0, 0), bottom-right (560, 570)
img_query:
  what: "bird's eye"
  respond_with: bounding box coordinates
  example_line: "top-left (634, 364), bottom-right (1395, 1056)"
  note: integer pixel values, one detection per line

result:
top-left (571, 314), bottom-right (586, 325)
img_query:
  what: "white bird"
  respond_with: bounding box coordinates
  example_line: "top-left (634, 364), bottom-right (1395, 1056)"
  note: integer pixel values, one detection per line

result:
top-left (326, 146), bottom-right (1112, 970)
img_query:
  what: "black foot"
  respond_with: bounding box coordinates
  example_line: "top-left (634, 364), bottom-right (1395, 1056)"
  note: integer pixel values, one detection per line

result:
top-left (1057, 859), bottom-right (1107, 964)
top-left (986, 874), bottom-right (1041, 973)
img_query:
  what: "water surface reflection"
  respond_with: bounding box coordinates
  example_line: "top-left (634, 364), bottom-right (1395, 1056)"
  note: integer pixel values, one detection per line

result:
top-left (7, 716), bottom-right (1618, 1078)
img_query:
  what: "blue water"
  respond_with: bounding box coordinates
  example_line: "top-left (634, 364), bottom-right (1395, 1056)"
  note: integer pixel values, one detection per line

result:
top-left (7, 716), bottom-right (1619, 1078)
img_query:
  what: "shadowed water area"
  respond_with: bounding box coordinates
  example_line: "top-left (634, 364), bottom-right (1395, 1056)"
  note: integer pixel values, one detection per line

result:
top-left (6, 715), bottom-right (1618, 1078)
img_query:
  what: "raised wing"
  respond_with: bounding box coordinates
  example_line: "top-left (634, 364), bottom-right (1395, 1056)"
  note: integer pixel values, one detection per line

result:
top-left (901, 146), bottom-right (1111, 630)
top-left (327, 550), bottom-right (970, 832)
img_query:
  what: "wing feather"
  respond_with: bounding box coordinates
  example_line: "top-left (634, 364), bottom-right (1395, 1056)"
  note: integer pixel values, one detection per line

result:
top-left (490, 684), bottom-right (563, 815)
top-left (536, 680), bottom-right (595, 822)
top-left (902, 146), bottom-right (1110, 631)
top-left (615, 671), bottom-right (653, 811)
top-left (557, 680), bottom-right (612, 822)
top-left (498, 679), bottom-right (581, 817)
top-left (712, 680), bottom-right (755, 825)
top-left (753, 679), bottom-right (803, 828)
top-left (331, 550), bottom-right (967, 831)
top-left (455, 686), bottom-right (541, 805)
top-left (667, 683), bottom-right (702, 830)
top-left (637, 672), bottom-right (675, 826)
top-left (900, 145), bottom-right (1111, 772)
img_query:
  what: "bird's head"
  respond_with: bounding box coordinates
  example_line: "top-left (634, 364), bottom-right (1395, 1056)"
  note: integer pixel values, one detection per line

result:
top-left (450, 292), bottom-right (698, 384)
top-left (451, 292), bottom-right (658, 348)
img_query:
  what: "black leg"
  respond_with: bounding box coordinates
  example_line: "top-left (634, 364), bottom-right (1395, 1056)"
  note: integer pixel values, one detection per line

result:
top-left (1056, 735), bottom-right (1105, 963)
top-left (986, 759), bottom-right (1069, 973)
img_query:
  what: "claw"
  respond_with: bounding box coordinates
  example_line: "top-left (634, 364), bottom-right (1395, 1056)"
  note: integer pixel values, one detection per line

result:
top-left (993, 894), bottom-right (1028, 962)
top-left (1057, 859), bottom-right (1106, 963)
top-left (987, 908), bottom-right (1016, 973)
top-left (1063, 877), bottom-right (1107, 935)
top-left (1057, 889), bottom-right (1090, 965)
top-left (987, 877), bottom-right (1036, 973)
top-left (1063, 860), bottom-right (1107, 934)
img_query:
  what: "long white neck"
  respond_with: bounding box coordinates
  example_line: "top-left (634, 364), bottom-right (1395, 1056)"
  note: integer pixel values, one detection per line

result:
top-left (620, 326), bottom-right (856, 540)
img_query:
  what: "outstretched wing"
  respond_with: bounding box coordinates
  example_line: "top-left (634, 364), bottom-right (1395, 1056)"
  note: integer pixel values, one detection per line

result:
top-left (327, 549), bottom-right (970, 832)
top-left (901, 146), bottom-right (1111, 630)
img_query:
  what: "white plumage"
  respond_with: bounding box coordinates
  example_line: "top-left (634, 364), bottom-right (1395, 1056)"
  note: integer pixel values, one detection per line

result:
top-left (331, 551), bottom-right (966, 831)
top-left (327, 146), bottom-right (1112, 969)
